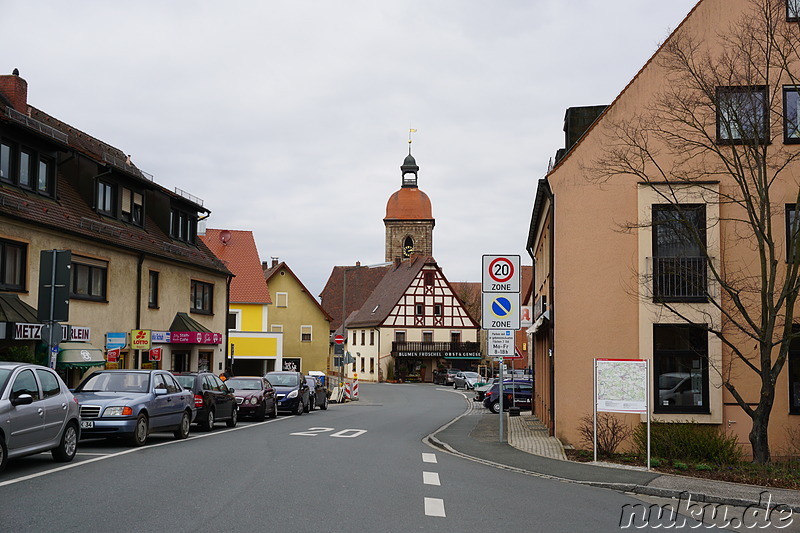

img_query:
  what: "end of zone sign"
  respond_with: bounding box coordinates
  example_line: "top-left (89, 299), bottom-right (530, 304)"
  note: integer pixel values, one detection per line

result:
top-left (482, 255), bottom-right (520, 293)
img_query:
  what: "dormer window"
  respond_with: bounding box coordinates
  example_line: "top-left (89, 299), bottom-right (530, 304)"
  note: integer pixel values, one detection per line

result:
top-left (0, 139), bottom-right (55, 196)
top-left (170, 207), bottom-right (197, 244)
top-left (97, 180), bottom-right (115, 216)
top-left (121, 187), bottom-right (144, 226)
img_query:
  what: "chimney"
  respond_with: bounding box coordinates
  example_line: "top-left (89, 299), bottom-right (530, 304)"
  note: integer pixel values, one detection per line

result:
top-left (271, 257), bottom-right (279, 268)
top-left (0, 69), bottom-right (28, 114)
top-left (355, 261), bottom-right (361, 267)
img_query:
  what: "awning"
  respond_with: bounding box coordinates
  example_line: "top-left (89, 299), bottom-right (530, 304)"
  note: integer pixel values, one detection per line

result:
top-left (57, 342), bottom-right (106, 369)
top-left (528, 310), bottom-right (551, 334)
top-left (0, 293), bottom-right (39, 323)
top-left (170, 312), bottom-right (212, 333)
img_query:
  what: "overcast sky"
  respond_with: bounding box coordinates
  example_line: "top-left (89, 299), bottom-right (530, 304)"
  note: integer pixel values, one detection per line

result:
top-left (6, 1), bottom-right (699, 298)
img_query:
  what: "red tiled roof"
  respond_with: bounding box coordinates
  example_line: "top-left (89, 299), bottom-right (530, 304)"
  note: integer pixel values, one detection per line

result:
top-left (384, 187), bottom-right (433, 220)
top-left (201, 229), bottom-right (270, 304)
top-left (319, 263), bottom-right (393, 332)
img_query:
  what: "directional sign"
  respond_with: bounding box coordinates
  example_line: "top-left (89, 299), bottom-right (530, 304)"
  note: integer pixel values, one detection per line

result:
top-left (482, 292), bottom-right (521, 330)
top-left (482, 255), bottom-right (520, 293)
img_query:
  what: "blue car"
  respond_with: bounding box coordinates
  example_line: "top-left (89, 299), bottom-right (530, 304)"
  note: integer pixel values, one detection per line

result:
top-left (483, 380), bottom-right (533, 414)
top-left (265, 371), bottom-right (310, 415)
top-left (73, 370), bottom-right (195, 446)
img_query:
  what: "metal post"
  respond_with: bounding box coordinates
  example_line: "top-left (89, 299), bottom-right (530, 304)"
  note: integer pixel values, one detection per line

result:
top-left (47, 250), bottom-right (58, 369)
top-left (499, 360), bottom-right (504, 442)
top-left (593, 359), bottom-right (597, 463)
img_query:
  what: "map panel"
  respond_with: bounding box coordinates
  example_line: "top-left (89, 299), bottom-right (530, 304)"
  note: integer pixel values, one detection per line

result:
top-left (595, 359), bottom-right (648, 413)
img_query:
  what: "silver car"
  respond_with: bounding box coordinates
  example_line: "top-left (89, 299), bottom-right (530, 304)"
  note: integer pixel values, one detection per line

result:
top-left (452, 371), bottom-right (481, 390)
top-left (0, 362), bottom-right (81, 471)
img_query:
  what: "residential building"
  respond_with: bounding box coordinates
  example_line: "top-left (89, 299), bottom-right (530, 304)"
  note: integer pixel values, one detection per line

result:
top-left (262, 257), bottom-right (331, 374)
top-left (201, 229), bottom-right (282, 376)
top-left (526, 0), bottom-right (800, 455)
top-left (0, 71), bottom-right (231, 386)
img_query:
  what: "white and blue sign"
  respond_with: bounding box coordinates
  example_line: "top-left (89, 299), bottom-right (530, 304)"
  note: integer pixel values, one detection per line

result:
top-left (106, 332), bottom-right (127, 350)
top-left (482, 292), bottom-right (520, 330)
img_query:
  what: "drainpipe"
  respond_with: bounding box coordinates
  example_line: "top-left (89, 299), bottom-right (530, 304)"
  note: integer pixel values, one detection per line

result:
top-left (545, 185), bottom-right (556, 437)
top-left (136, 253), bottom-right (144, 369)
top-left (225, 274), bottom-right (232, 374)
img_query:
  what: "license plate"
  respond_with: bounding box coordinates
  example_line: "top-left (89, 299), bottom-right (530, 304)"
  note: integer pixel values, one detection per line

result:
top-left (80, 421), bottom-right (94, 429)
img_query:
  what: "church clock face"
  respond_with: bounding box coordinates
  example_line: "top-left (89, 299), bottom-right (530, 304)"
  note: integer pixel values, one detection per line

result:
top-left (402, 236), bottom-right (415, 258)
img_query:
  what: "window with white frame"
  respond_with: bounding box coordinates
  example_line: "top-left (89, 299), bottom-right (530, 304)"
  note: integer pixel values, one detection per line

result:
top-left (276, 292), bottom-right (288, 307)
top-left (301, 325), bottom-right (312, 342)
top-left (270, 324), bottom-right (283, 333)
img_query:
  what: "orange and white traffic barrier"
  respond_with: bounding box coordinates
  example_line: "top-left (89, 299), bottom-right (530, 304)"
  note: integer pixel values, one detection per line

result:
top-left (352, 375), bottom-right (359, 401)
top-left (343, 380), bottom-right (351, 400)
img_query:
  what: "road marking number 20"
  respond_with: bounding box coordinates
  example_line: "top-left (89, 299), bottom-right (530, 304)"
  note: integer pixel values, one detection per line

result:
top-left (290, 427), bottom-right (367, 438)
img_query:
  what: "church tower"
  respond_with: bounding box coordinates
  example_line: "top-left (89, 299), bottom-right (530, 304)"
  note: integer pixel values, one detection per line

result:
top-left (384, 148), bottom-right (435, 262)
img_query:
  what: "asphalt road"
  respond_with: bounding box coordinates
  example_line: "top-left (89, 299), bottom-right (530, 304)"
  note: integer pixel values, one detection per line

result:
top-left (0, 383), bottom-right (720, 532)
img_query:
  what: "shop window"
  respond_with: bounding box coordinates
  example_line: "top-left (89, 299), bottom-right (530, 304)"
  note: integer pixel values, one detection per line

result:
top-left (190, 280), bottom-right (213, 314)
top-left (71, 256), bottom-right (108, 301)
top-left (653, 324), bottom-right (709, 414)
top-left (0, 238), bottom-right (26, 291)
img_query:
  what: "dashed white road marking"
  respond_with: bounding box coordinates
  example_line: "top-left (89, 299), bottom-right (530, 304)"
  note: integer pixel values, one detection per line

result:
top-left (424, 497), bottom-right (446, 517)
top-left (422, 452), bottom-right (437, 463)
top-left (423, 471), bottom-right (440, 486)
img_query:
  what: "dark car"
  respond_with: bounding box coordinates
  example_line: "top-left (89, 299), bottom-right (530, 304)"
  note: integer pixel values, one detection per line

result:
top-left (73, 370), bottom-right (194, 446)
top-left (0, 363), bottom-right (81, 471)
top-left (483, 380), bottom-right (533, 414)
top-left (305, 375), bottom-right (328, 411)
top-left (174, 372), bottom-right (237, 431)
top-left (265, 371), bottom-right (309, 415)
top-left (223, 376), bottom-right (277, 420)
top-left (434, 368), bottom-right (460, 386)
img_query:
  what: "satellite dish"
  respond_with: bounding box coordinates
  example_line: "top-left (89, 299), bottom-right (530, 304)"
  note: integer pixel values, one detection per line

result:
top-left (219, 230), bottom-right (232, 244)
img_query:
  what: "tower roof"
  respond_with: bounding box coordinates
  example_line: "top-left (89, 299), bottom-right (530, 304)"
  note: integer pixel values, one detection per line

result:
top-left (384, 187), bottom-right (433, 220)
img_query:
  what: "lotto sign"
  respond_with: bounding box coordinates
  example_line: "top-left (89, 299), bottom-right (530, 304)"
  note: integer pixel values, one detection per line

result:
top-left (107, 348), bottom-right (120, 363)
top-left (149, 347), bottom-right (162, 362)
top-left (482, 255), bottom-right (520, 293)
top-left (131, 329), bottom-right (152, 351)
top-left (482, 292), bottom-right (521, 330)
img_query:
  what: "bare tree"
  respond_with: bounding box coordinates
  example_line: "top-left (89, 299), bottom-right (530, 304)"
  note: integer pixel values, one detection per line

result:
top-left (592, 0), bottom-right (800, 463)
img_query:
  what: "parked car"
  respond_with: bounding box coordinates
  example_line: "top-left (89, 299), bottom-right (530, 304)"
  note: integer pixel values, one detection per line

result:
top-left (452, 371), bottom-right (481, 390)
top-left (73, 370), bottom-right (195, 446)
top-left (265, 371), bottom-right (309, 415)
top-left (658, 372), bottom-right (699, 407)
top-left (0, 362), bottom-right (81, 471)
top-left (223, 376), bottom-right (277, 420)
top-left (305, 375), bottom-right (328, 411)
top-left (174, 372), bottom-right (237, 430)
top-left (433, 368), bottom-right (460, 386)
top-left (473, 378), bottom-right (500, 402)
top-left (483, 380), bottom-right (533, 414)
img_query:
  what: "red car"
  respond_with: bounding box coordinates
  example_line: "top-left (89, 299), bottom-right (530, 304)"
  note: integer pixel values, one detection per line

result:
top-left (223, 376), bottom-right (277, 421)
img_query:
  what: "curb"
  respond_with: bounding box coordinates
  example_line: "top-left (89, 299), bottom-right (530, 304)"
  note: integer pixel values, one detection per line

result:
top-left (424, 404), bottom-right (800, 514)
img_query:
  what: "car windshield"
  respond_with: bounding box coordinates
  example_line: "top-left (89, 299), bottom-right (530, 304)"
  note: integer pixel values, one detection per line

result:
top-left (462, 372), bottom-right (480, 379)
top-left (225, 378), bottom-right (261, 390)
top-left (174, 375), bottom-right (195, 389)
top-left (659, 374), bottom-right (687, 390)
top-left (77, 372), bottom-right (150, 393)
top-left (266, 373), bottom-right (298, 386)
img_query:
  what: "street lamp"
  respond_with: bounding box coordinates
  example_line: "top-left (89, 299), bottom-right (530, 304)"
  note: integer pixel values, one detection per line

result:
top-left (340, 261), bottom-right (392, 386)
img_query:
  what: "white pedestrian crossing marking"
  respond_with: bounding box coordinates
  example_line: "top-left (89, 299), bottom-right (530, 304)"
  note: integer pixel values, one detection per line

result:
top-left (423, 471), bottom-right (440, 486)
top-left (424, 497), bottom-right (446, 517)
top-left (421, 452), bottom-right (437, 463)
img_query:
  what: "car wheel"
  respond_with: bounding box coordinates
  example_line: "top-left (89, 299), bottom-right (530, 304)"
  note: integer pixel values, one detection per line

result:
top-left (201, 409), bottom-right (215, 431)
top-left (226, 408), bottom-right (238, 428)
top-left (319, 395), bottom-right (328, 410)
top-left (268, 400), bottom-right (278, 419)
top-left (304, 397), bottom-right (311, 413)
top-left (130, 414), bottom-right (149, 446)
top-left (0, 434), bottom-right (6, 472)
top-left (453, 382), bottom-right (458, 389)
top-left (173, 411), bottom-right (191, 440)
top-left (256, 402), bottom-right (267, 421)
top-left (293, 399), bottom-right (304, 416)
top-left (52, 422), bottom-right (78, 462)
top-left (489, 401), bottom-right (501, 414)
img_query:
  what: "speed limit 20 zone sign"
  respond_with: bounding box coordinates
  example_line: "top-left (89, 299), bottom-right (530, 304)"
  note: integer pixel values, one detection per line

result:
top-left (482, 255), bottom-right (520, 293)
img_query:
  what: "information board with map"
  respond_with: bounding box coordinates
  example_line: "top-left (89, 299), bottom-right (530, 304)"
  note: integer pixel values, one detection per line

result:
top-left (595, 358), bottom-right (648, 414)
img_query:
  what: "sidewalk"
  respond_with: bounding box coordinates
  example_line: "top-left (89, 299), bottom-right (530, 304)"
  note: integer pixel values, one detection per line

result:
top-left (427, 396), bottom-right (800, 513)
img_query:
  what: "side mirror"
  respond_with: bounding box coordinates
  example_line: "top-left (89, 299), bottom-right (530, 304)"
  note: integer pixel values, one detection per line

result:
top-left (227, 388), bottom-right (235, 393)
top-left (10, 393), bottom-right (34, 406)
top-left (154, 387), bottom-right (169, 396)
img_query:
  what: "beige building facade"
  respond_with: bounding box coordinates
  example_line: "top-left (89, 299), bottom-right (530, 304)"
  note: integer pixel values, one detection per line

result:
top-left (527, 0), bottom-right (800, 456)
